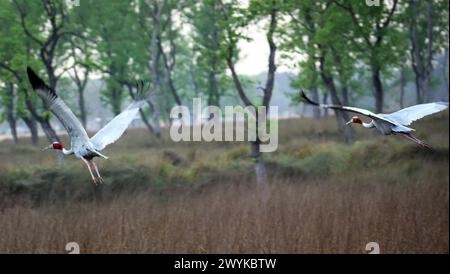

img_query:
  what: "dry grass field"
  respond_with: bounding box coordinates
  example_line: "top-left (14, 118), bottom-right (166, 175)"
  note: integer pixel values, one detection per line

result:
top-left (0, 114), bottom-right (448, 254)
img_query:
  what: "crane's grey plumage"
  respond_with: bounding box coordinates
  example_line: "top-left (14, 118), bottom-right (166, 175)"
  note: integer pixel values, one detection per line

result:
top-left (27, 67), bottom-right (93, 157)
top-left (300, 90), bottom-right (448, 148)
top-left (91, 98), bottom-right (146, 151)
top-left (384, 103), bottom-right (449, 126)
top-left (26, 67), bottom-right (149, 184)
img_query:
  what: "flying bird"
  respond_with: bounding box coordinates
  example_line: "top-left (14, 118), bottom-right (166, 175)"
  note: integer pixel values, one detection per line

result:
top-left (26, 67), bottom-right (150, 184)
top-left (300, 90), bottom-right (448, 148)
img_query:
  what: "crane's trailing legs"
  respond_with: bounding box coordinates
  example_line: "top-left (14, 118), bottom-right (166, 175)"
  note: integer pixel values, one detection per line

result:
top-left (393, 132), bottom-right (432, 149)
top-left (92, 162), bottom-right (104, 184)
top-left (81, 157), bottom-right (103, 185)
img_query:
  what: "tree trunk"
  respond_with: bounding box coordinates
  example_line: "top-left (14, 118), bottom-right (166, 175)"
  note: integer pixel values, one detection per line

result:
top-left (322, 92), bottom-right (329, 117)
top-left (423, 0), bottom-right (433, 102)
top-left (254, 1), bottom-right (277, 186)
top-left (23, 88), bottom-right (60, 143)
top-left (111, 86), bottom-right (122, 116)
top-left (40, 120), bottom-right (60, 143)
top-left (330, 46), bottom-right (350, 106)
top-left (410, 0), bottom-right (425, 104)
top-left (329, 87), bottom-right (354, 144)
top-left (78, 88), bottom-right (87, 128)
top-left (311, 87), bottom-right (321, 119)
top-left (220, 0), bottom-right (278, 187)
top-left (251, 140), bottom-right (268, 186)
top-left (414, 73), bottom-right (425, 104)
top-left (424, 75), bottom-right (432, 103)
top-left (207, 54), bottom-right (220, 106)
top-left (22, 116), bottom-right (39, 146)
top-left (442, 50), bottom-right (449, 94)
top-left (372, 68), bottom-right (384, 113)
top-left (158, 36), bottom-right (182, 106)
top-left (207, 20), bottom-right (220, 106)
top-left (7, 115), bottom-right (18, 144)
top-left (69, 40), bottom-right (90, 129)
top-left (139, 109), bottom-right (155, 135)
top-left (73, 68), bottom-right (89, 129)
top-left (319, 55), bottom-right (354, 144)
top-left (37, 119), bottom-right (60, 144)
top-left (148, 0), bottom-right (163, 138)
top-left (0, 65), bottom-right (58, 147)
top-left (300, 103), bottom-right (306, 118)
top-left (304, 12), bottom-right (321, 119)
top-left (342, 86), bottom-right (349, 106)
top-left (189, 60), bottom-right (201, 97)
top-left (6, 84), bottom-right (19, 144)
top-left (399, 67), bottom-right (406, 108)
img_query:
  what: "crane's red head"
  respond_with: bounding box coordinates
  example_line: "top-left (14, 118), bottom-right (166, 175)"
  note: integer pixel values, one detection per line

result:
top-left (52, 142), bottom-right (63, 150)
top-left (346, 116), bottom-right (363, 125)
top-left (43, 142), bottom-right (63, 151)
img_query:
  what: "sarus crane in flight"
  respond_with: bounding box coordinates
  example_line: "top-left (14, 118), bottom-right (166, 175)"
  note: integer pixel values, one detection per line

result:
top-left (27, 67), bottom-right (149, 184)
top-left (300, 90), bottom-right (448, 148)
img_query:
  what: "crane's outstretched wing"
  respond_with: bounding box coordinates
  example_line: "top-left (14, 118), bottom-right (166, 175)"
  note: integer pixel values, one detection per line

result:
top-left (90, 81), bottom-right (149, 151)
top-left (26, 67), bottom-right (90, 143)
top-left (299, 90), bottom-right (388, 121)
top-left (386, 102), bottom-right (448, 126)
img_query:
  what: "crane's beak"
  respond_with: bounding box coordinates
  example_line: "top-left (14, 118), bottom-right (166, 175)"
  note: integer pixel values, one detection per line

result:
top-left (42, 144), bottom-right (52, 151)
top-left (346, 120), bottom-right (352, 126)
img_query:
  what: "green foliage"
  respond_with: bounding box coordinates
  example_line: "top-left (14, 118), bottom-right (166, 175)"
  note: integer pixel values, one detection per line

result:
top-left (186, 0), bottom-right (234, 105)
top-left (0, 0), bottom-right (448, 143)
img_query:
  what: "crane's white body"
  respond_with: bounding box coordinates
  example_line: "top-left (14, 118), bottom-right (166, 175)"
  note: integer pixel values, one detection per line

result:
top-left (300, 90), bottom-right (448, 147)
top-left (368, 116), bottom-right (415, 135)
top-left (27, 67), bottom-right (149, 184)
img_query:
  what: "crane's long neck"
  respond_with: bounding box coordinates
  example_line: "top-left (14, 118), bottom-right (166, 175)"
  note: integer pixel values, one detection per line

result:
top-left (362, 121), bottom-right (375, 129)
top-left (62, 148), bottom-right (73, 155)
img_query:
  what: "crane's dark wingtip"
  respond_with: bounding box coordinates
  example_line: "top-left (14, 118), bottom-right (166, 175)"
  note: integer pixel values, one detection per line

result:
top-left (26, 67), bottom-right (45, 90)
top-left (299, 89), bottom-right (319, 106)
top-left (26, 67), bottom-right (56, 97)
top-left (135, 80), bottom-right (150, 101)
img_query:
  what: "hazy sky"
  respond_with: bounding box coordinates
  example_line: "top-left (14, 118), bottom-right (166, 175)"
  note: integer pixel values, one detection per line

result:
top-left (67, 1), bottom-right (301, 79)
top-left (235, 17), bottom-right (300, 76)
top-left (235, 23), bottom-right (274, 76)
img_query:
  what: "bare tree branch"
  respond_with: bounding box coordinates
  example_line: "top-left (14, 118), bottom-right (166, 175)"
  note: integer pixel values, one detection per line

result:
top-left (12, 0), bottom-right (45, 47)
